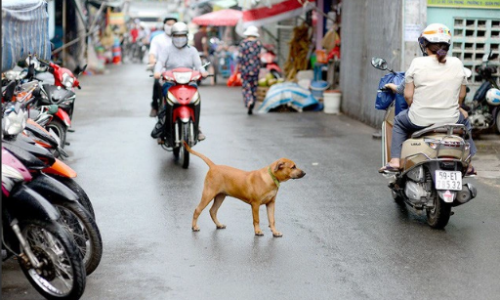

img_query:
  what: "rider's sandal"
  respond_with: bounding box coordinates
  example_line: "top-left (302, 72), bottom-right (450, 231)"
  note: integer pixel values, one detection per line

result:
top-left (378, 163), bottom-right (401, 173)
top-left (465, 166), bottom-right (477, 177)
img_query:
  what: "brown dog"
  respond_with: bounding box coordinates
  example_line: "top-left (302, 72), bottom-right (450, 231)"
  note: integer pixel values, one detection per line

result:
top-left (184, 142), bottom-right (306, 237)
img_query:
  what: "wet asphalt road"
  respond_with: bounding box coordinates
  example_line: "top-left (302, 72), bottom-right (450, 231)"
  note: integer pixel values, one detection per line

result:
top-left (2, 64), bottom-right (500, 300)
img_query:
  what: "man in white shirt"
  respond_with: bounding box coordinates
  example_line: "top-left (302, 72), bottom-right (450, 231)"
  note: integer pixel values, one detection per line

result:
top-left (148, 16), bottom-right (177, 117)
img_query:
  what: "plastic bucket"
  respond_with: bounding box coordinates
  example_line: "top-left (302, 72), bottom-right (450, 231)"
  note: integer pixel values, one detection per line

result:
top-left (310, 80), bottom-right (329, 99)
top-left (323, 90), bottom-right (341, 114)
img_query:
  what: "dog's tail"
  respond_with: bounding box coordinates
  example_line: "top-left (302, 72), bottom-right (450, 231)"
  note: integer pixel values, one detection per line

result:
top-left (183, 141), bottom-right (215, 168)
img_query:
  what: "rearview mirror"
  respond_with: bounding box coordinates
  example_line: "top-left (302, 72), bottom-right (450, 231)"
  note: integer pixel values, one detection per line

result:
top-left (482, 50), bottom-right (492, 62)
top-left (371, 57), bottom-right (388, 70)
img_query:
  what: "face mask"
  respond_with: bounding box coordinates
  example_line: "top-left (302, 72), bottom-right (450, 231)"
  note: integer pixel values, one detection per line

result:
top-left (173, 37), bottom-right (188, 48)
top-left (164, 25), bottom-right (172, 36)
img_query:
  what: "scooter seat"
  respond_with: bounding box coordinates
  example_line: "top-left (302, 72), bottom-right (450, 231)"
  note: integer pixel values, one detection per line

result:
top-left (411, 123), bottom-right (466, 139)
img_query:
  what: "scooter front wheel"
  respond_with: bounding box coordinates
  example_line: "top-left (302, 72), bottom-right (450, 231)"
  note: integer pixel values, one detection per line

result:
top-left (180, 123), bottom-right (190, 169)
top-left (18, 219), bottom-right (86, 299)
top-left (46, 119), bottom-right (67, 149)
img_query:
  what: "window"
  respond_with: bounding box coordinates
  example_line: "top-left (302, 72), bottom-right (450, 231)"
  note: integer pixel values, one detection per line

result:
top-left (452, 18), bottom-right (500, 84)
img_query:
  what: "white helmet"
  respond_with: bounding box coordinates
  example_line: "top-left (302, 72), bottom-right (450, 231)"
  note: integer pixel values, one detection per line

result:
top-left (486, 88), bottom-right (500, 106)
top-left (418, 23), bottom-right (451, 54)
top-left (171, 22), bottom-right (189, 36)
top-left (243, 26), bottom-right (259, 37)
top-left (419, 23), bottom-right (451, 44)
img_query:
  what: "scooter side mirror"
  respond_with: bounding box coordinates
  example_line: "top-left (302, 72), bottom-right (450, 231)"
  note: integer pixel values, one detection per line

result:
top-left (371, 57), bottom-right (388, 70)
top-left (74, 64), bottom-right (87, 77)
top-left (482, 50), bottom-right (492, 62)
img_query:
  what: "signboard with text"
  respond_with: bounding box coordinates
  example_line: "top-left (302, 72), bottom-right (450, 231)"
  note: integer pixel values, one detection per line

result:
top-left (427, 0), bottom-right (500, 9)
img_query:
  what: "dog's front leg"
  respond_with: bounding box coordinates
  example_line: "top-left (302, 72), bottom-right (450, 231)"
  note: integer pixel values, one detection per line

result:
top-left (252, 203), bottom-right (264, 236)
top-left (266, 200), bottom-right (282, 237)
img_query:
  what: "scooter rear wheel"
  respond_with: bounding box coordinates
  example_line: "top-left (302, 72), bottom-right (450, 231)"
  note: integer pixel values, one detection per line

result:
top-left (426, 192), bottom-right (452, 229)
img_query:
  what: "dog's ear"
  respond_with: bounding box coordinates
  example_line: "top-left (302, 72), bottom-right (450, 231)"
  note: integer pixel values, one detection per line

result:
top-left (274, 161), bottom-right (285, 172)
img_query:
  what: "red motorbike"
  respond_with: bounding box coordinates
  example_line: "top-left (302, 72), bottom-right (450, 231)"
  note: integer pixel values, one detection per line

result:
top-left (27, 56), bottom-right (84, 147)
top-left (260, 44), bottom-right (282, 79)
top-left (157, 68), bottom-right (205, 168)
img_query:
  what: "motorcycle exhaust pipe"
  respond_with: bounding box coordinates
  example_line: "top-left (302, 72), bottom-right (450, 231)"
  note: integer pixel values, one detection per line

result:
top-left (453, 183), bottom-right (477, 207)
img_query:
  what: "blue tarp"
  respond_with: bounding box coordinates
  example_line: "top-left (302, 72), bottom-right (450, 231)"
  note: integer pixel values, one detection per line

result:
top-left (2, 0), bottom-right (51, 72)
top-left (257, 82), bottom-right (321, 113)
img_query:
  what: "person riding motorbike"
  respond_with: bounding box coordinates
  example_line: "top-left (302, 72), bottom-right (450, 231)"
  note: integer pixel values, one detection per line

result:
top-left (148, 16), bottom-right (178, 117)
top-left (379, 23), bottom-right (477, 175)
top-left (152, 22), bottom-right (208, 144)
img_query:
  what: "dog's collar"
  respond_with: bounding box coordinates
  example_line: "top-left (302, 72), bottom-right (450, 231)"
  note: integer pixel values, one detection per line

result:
top-left (268, 167), bottom-right (280, 188)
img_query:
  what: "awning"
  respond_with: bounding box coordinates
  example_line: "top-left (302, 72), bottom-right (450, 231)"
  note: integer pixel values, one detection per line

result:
top-left (213, 0), bottom-right (238, 9)
top-left (241, 0), bottom-right (315, 27)
top-left (87, 0), bottom-right (124, 9)
top-left (2, 0), bottom-right (51, 72)
top-left (192, 9), bottom-right (243, 26)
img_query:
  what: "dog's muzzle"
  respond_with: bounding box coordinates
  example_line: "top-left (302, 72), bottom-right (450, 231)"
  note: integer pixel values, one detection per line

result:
top-left (293, 171), bottom-right (306, 179)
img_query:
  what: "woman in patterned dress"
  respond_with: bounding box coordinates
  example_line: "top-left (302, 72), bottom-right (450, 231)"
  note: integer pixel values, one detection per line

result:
top-left (237, 26), bottom-right (262, 115)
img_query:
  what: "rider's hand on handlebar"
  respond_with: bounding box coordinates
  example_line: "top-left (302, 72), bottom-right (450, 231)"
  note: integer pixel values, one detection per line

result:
top-left (384, 83), bottom-right (398, 93)
top-left (154, 72), bottom-right (161, 79)
top-left (201, 71), bottom-right (209, 78)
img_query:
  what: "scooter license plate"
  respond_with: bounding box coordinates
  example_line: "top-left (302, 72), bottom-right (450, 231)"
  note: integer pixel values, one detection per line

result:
top-left (435, 171), bottom-right (462, 191)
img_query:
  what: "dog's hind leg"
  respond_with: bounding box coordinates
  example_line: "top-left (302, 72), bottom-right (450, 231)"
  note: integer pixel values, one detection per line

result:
top-left (209, 194), bottom-right (226, 229)
top-left (192, 189), bottom-right (217, 232)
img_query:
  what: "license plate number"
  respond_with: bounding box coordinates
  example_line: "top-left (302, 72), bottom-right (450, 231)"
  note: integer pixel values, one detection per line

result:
top-left (435, 171), bottom-right (462, 191)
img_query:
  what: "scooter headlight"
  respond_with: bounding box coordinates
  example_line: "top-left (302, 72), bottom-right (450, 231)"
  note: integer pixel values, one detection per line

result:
top-left (173, 72), bottom-right (192, 84)
top-left (62, 73), bottom-right (75, 89)
top-left (4, 108), bottom-right (27, 135)
top-left (167, 91), bottom-right (178, 104)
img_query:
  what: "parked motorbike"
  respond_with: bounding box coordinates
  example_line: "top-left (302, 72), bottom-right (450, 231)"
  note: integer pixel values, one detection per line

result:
top-left (372, 57), bottom-right (477, 229)
top-left (19, 119), bottom-right (95, 220)
top-left (3, 100), bottom-right (102, 275)
top-left (5, 56), bottom-right (80, 148)
top-left (155, 68), bottom-right (210, 168)
top-left (30, 56), bottom-right (84, 146)
top-left (261, 44), bottom-right (282, 79)
top-left (462, 51), bottom-right (500, 136)
top-left (1, 148), bottom-right (86, 299)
